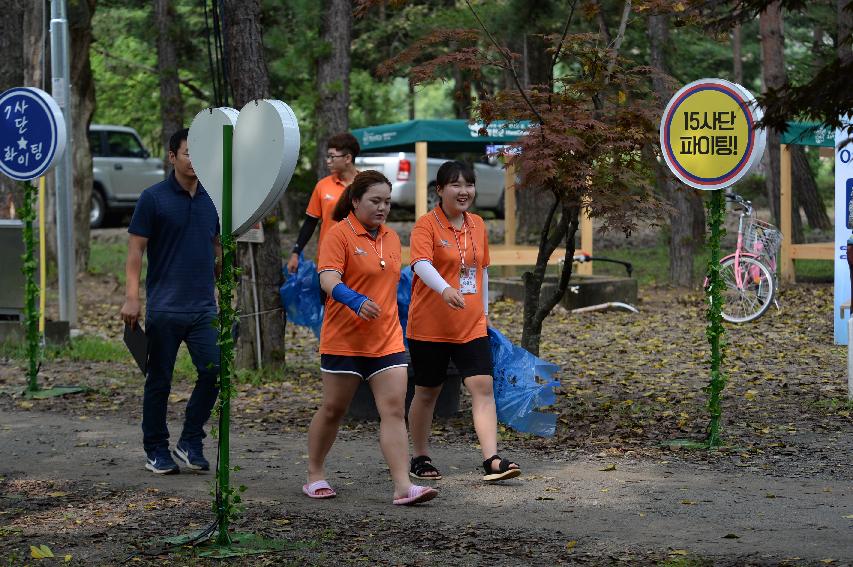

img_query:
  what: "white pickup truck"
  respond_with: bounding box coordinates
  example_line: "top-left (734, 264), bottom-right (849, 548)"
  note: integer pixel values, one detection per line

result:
top-left (354, 153), bottom-right (505, 217)
top-left (88, 124), bottom-right (165, 228)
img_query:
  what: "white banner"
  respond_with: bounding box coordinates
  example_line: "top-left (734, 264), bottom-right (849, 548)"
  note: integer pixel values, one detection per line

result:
top-left (834, 120), bottom-right (853, 344)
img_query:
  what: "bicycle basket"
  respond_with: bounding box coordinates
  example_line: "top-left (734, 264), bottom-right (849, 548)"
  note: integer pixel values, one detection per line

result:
top-left (745, 218), bottom-right (782, 265)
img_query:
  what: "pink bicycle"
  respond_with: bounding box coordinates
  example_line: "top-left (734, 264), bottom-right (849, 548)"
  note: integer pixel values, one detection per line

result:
top-left (707, 191), bottom-right (782, 323)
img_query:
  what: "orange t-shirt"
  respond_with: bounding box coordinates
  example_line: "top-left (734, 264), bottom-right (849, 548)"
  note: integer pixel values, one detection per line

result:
top-left (306, 173), bottom-right (348, 251)
top-left (318, 212), bottom-right (404, 357)
top-left (407, 207), bottom-right (490, 343)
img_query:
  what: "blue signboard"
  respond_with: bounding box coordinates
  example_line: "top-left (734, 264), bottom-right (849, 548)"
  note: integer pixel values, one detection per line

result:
top-left (0, 87), bottom-right (66, 181)
top-left (847, 178), bottom-right (853, 230)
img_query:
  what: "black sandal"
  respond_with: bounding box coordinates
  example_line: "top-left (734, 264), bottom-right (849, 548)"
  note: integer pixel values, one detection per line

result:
top-left (482, 454), bottom-right (521, 482)
top-left (409, 455), bottom-right (442, 480)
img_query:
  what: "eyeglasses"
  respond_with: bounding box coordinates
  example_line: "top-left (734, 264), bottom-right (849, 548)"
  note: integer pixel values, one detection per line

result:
top-left (325, 153), bottom-right (347, 161)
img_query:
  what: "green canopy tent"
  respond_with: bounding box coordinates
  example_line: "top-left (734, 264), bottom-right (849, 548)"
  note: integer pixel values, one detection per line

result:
top-left (352, 119), bottom-right (529, 222)
top-left (350, 119), bottom-right (593, 269)
top-left (353, 119), bottom-right (530, 154)
top-left (778, 121), bottom-right (834, 283)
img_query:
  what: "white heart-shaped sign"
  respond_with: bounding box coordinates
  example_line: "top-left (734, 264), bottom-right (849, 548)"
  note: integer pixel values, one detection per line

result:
top-left (188, 106), bottom-right (239, 224)
top-left (189, 100), bottom-right (300, 236)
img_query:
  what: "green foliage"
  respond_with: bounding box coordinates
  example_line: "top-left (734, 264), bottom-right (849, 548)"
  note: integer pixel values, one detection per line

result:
top-left (658, 555), bottom-right (713, 567)
top-left (88, 241), bottom-right (143, 285)
top-left (592, 243), bottom-right (710, 286)
top-left (1, 335), bottom-right (127, 363)
top-left (704, 190), bottom-right (727, 447)
top-left (213, 232), bottom-right (239, 542)
top-left (18, 182), bottom-right (39, 393)
top-left (92, 1), bottom-right (216, 152)
top-left (793, 259), bottom-right (833, 282)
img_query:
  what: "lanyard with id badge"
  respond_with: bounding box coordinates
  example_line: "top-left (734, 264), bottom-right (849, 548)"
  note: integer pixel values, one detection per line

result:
top-left (435, 210), bottom-right (479, 295)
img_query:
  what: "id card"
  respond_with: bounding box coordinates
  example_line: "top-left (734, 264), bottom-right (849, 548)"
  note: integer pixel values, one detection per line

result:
top-left (460, 266), bottom-right (477, 294)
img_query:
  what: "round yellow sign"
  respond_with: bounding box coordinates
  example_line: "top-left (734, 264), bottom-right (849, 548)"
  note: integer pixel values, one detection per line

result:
top-left (660, 79), bottom-right (766, 190)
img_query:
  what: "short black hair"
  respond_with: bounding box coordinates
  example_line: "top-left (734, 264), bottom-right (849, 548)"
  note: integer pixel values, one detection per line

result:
top-left (327, 133), bottom-right (360, 159)
top-left (435, 160), bottom-right (476, 187)
top-left (168, 128), bottom-right (189, 155)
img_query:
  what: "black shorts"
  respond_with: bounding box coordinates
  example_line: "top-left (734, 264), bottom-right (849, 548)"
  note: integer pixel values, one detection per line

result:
top-left (408, 336), bottom-right (493, 388)
top-left (320, 351), bottom-right (407, 381)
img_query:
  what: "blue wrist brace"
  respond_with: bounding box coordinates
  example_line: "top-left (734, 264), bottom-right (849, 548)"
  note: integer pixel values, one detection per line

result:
top-left (331, 282), bottom-right (369, 315)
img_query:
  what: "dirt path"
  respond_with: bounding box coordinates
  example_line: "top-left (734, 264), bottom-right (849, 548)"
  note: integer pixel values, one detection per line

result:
top-left (1, 408), bottom-right (851, 565)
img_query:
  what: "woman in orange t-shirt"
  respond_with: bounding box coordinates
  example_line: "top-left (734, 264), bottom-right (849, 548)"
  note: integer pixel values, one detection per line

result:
top-left (407, 161), bottom-right (521, 483)
top-left (304, 170), bottom-right (438, 506)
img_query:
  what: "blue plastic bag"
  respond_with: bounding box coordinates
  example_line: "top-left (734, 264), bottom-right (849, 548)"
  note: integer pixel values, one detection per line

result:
top-left (488, 327), bottom-right (560, 437)
top-left (280, 254), bottom-right (323, 338)
top-left (397, 266), bottom-right (413, 345)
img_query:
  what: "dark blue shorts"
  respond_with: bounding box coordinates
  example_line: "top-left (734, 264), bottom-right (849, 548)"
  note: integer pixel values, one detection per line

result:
top-left (320, 351), bottom-right (407, 381)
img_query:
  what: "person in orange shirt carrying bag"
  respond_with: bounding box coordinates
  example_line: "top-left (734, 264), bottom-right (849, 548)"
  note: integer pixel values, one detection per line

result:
top-left (303, 170), bottom-right (438, 506)
top-left (407, 161), bottom-right (521, 483)
top-left (287, 133), bottom-right (360, 273)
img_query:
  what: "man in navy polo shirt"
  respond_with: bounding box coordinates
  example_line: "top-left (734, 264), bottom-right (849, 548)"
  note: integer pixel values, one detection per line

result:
top-left (121, 128), bottom-right (222, 475)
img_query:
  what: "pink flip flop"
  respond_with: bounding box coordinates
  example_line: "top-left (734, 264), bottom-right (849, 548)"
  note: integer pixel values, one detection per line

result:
top-left (302, 480), bottom-right (337, 499)
top-left (393, 484), bottom-right (438, 506)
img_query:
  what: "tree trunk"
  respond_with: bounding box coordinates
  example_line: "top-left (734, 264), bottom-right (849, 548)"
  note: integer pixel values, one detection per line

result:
top-left (760, 2), bottom-right (785, 226)
top-left (521, 193), bottom-right (576, 356)
top-left (222, 0), bottom-right (286, 368)
top-left (839, 0), bottom-right (853, 66)
top-left (515, 186), bottom-right (555, 244)
top-left (0, 1), bottom-right (24, 219)
top-left (22, 0), bottom-right (56, 271)
top-left (408, 78), bottom-right (415, 120)
top-left (732, 23), bottom-right (743, 85)
top-left (649, 13), bottom-right (704, 286)
top-left (155, 0), bottom-right (184, 168)
top-left (313, 0), bottom-right (351, 180)
top-left (451, 65), bottom-right (470, 119)
top-left (513, 18), bottom-right (554, 245)
top-left (791, 145), bottom-right (831, 231)
top-left (69, 0), bottom-right (97, 273)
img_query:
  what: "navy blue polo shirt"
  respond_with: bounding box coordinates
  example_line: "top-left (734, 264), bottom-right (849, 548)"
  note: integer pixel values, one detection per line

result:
top-left (128, 172), bottom-right (220, 312)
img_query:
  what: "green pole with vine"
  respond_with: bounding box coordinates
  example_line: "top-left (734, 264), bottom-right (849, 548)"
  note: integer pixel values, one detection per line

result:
top-left (215, 124), bottom-right (235, 545)
top-left (20, 180), bottom-right (40, 394)
top-left (705, 189), bottom-right (727, 446)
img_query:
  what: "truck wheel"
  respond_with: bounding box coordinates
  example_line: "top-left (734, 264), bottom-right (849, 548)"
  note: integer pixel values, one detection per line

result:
top-left (90, 188), bottom-right (107, 228)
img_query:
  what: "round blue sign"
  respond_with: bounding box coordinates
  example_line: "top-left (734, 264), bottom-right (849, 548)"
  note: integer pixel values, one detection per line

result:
top-left (0, 87), bottom-right (66, 181)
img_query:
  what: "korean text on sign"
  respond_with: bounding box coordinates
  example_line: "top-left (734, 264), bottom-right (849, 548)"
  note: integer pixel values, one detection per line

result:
top-left (679, 111), bottom-right (739, 156)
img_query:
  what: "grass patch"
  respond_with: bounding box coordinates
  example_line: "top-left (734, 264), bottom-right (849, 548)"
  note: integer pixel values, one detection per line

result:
top-left (2, 336), bottom-right (199, 382)
top-left (60, 336), bottom-right (130, 362)
top-left (1, 336), bottom-right (131, 363)
top-left (490, 243), bottom-right (714, 287)
top-left (579, 243), bottom-right (711, 287)
top-left (88, 241), bottom-right (146, 284)
top-left (658, 556), bottom-right (713, 567)
top-left (793, 259), bottom-right (833, 282)
top-left (810, 397), bottom-right (853, 413)
top-left (495, 241), bottom-right (835, 288)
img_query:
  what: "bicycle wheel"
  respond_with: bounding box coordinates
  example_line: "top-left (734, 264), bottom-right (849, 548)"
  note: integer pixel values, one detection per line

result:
top-left (717, 256), bottom-right (775, 323)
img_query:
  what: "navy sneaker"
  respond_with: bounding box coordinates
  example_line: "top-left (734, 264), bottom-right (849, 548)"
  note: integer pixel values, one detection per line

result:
top-left (174, 441), bottom-right (210, 472)
top-left (145, 448), bottom-right (180, 475)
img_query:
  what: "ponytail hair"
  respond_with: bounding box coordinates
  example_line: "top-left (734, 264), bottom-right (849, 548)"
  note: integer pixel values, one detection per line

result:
top-left (332, 170), bottom-right (392, 221)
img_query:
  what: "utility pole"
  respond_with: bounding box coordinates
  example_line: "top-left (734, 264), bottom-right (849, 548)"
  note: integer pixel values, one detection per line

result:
top-left (50, 0), bottom-right (77, 325)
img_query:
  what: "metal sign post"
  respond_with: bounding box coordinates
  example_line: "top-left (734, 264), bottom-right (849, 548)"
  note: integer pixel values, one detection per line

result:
top-left (50, 0), bottom-right (77, 326)
top-left (216, 124), bottom-right (234, 546)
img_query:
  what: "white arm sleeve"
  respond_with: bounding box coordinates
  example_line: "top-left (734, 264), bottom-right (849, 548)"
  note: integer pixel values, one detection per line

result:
top-left (412, 260), bottom-right (452, 295)
top-left (483, 268), bottom-right (489, 315)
